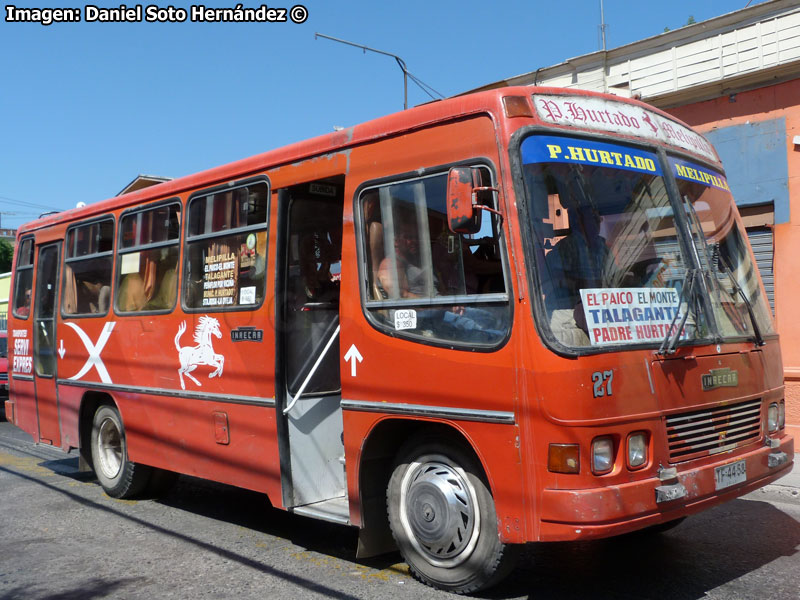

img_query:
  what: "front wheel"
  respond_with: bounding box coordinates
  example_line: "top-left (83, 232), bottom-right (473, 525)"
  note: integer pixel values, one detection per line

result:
top-left (90, 405), bottom-right (151, 499)
top-left (387, 438), bottom-right (518, 594)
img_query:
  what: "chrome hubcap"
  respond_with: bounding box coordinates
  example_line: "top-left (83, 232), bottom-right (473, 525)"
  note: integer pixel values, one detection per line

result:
top-left (400, 455), bottom-right (480, 567)
top-left (96, 418), bottom-right (122, 479)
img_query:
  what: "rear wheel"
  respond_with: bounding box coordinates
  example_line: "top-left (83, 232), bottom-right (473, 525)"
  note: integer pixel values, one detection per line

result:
top-left (387, 437), bottom-right (518, 594)
top-left (90, 405), bottom-right (151, 499)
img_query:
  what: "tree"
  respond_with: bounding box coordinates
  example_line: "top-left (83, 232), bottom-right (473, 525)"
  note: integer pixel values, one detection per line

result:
top-left (664, 16), bottom-right (697, 32)
top-left (0, 239), bottom-right (13, 273)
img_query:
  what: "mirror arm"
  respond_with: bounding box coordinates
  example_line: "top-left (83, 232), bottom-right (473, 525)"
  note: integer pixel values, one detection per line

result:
top-left (472, 187), bottom-right (503, 225)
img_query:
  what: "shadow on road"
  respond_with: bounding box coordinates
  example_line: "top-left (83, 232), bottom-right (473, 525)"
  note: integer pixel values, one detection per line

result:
top-left (0, 577), bottom-right (142, 600)
top-left (9, 451), bottom-right (799, 600)
top-left (481, 498), bottom-right (800, 600)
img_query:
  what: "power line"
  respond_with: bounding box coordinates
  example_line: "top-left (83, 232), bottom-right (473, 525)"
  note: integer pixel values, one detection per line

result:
top-left (0, 195), bottom-right (62, 213)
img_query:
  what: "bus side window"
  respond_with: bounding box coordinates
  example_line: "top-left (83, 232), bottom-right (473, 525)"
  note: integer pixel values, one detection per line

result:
top-left (359, 167), bottom-right (510, 347)
top-left (63, 219), bottom-right (114, 317)
top-left (12, 237), bottom-right (35, 319)
top-left (184, 181), bottom-right (269, 311)
top-left (115, 202), bottom-right (181, 314)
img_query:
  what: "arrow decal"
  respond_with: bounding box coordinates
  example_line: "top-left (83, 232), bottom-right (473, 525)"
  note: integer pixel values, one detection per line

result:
top-left (344, 344), bottom-right (363, 378)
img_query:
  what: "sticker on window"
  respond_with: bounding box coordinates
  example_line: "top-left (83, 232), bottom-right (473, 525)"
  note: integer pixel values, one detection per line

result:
top-left (120, 252), bottom-right (140, 275)
top-left (239, 286), bottom-right (256, 305)
top-left (394, 309), bottom-right (417, 331)
top-left (580, 288), bottom-right (687, 347)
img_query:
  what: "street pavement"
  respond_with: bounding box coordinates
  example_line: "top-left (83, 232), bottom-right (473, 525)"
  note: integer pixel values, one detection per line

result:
top-left (760, 451), bottom-right (800, 499)
top-left (0, 419), bottom-right (798, 600)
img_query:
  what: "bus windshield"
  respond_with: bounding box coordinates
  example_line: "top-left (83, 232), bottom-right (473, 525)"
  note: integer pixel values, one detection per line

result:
top-left (670, 157), bottom-right (775, 341)
top-left (520, 134), bottom-right (708, 350)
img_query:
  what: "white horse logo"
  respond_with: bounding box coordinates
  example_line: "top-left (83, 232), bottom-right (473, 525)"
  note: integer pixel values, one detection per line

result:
top-left (174, 316), bottom-right (225, 390)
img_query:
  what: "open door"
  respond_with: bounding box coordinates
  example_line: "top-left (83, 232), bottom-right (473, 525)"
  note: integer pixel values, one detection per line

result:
top-left (275, 178), bottom-right (347, 522)
top-left (33, 242), bottom-right (61, 446)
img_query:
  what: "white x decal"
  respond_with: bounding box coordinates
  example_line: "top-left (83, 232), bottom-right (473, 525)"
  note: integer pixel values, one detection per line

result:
top-left (65, 322), bottom-right (116, 384)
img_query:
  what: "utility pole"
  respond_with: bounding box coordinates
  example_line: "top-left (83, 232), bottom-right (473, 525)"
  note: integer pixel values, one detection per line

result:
top-left (600, 0), bottom-right (609, 93)
top-left (600, 0), bottom-right (608, 51)
top-left (315, 33), bottom-right (409, 110)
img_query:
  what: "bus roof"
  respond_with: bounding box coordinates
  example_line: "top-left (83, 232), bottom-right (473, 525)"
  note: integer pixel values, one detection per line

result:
top-left (17, 86), bottom-right (717, 236)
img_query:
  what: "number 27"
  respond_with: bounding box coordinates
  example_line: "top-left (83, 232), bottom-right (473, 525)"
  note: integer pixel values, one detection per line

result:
top-left (592, 370), bottom-right (613, 397)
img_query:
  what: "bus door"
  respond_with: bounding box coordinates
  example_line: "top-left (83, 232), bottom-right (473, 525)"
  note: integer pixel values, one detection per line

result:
top-left (32, 242), bottom-right (61, 446)
top-left (276, 179), bottom-right (346, 514)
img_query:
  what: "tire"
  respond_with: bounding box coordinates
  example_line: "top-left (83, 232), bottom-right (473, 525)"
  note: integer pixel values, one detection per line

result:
top-left (387, 437), bottom-right (518, 594)
top-left (90, 405), bottom-right (151, 499)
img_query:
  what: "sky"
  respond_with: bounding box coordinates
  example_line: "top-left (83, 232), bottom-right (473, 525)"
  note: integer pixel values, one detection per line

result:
top-left (0, 0), bottom-right (771, 230)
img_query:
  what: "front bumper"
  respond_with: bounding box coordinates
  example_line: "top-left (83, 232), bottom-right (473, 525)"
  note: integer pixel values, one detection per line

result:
top-left (538, 435), bottom-right (794, 541)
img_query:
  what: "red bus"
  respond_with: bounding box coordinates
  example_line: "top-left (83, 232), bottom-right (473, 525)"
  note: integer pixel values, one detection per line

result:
top-left (5, 87), bottom-right (793, 593)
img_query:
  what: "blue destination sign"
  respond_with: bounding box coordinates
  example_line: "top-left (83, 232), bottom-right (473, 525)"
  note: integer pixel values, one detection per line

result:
top-left (521, 135), bottom-right (663, 175)
top-left (669, 157), bottom-right (730, 192)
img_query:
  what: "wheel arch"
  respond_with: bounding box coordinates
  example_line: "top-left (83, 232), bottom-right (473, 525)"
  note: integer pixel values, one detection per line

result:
top-left (356, 417), bottom-right (488, 558)
top-left (78, 390), bottom-right (117, 471)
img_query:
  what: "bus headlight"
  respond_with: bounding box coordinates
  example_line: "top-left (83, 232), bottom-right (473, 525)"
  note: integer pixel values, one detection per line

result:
top-left (627, 432), bottom-right (648, 470)
top-left (778, 401), bottom-right (785, 430)
top-left (592, 436), bottom-right (614, 475)
top-left (767, 403), bottom-right (779, 433)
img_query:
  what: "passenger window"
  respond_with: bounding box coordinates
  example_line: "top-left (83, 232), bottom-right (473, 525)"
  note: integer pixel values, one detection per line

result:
top-left (184, 181), bottom-right (268, 310)
top-left (360, 167), bottom-right (510, 347)
top-left (12, 237), bottom-right (34, 319)
top-left (116, 203), bottom-right (181, 313)
top-left (62, 219), bottom-right (114, 316)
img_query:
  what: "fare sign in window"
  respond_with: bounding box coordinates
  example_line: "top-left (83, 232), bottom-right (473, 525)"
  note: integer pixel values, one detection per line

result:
top-left (580, 288), bottom-right (687, 347)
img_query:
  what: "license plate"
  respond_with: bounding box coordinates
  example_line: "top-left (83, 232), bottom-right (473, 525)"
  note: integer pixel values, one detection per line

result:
top-left (714, 460), bottom-right (746, 490)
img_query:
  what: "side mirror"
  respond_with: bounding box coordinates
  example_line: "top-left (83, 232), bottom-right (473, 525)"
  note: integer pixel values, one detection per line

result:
top-left (446, 167), bottom-right (482, 234)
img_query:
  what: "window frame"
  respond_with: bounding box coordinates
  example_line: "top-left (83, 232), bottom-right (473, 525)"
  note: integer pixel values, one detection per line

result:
top-left (354, 159), bottom-right (513, 352)
top-left (182, 176), bottom-right (271, 314)
top-left (114, 198), bottom-right (183, 316)
top-left (11, 236), bottom-right (35, 320)
top-left (61, 215), bottom-right (116, 319)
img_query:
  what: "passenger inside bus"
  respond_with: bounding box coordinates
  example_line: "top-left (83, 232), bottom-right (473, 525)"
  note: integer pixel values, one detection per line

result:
top-left (377, 219), bottom-right (438, 299)
top-left (363, 174), bottom-right (508, 345)
top-left (62, 259), bottom-right (112, 315)
top-left (117, 273), bottom-right (147, 312)
top-left (82, 277), bottom-right (111, 313)
top-left (16, 289), bottom-right (31, 317)
top-left (143, 265), bottom-right (177, 310)
top-left (299, 230), bottom-right (340, 302)
top-left (362, 191), bottom-right (384, 285)
top-left (546, 201), bottom-right (609, 304)
top-left (117, 248), bottom-right (179, 312)
top-left (547, 200), bottom-right (609, 344)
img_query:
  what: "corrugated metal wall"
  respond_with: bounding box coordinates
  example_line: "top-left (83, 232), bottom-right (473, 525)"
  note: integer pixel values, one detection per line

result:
top-left (747, 228), bottom-right (775, 313)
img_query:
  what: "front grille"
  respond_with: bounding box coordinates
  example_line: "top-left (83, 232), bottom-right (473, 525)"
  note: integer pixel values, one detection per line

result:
top-left (666, 399), bottom-right (762, 462)
top-left (0, 372), bottom-right (7, 382)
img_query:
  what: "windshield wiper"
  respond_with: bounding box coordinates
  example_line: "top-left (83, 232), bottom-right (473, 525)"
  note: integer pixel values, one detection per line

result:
top-left (657, 268), bottom-right (697, 355)
top-left (716, 254), bottom-right (765, 347)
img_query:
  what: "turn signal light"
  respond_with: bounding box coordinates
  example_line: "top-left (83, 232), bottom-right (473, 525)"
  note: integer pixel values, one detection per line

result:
top-left (503, 95), bottom-right (534, 118)
top-left (548, 443), bottom-right (580, 474)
